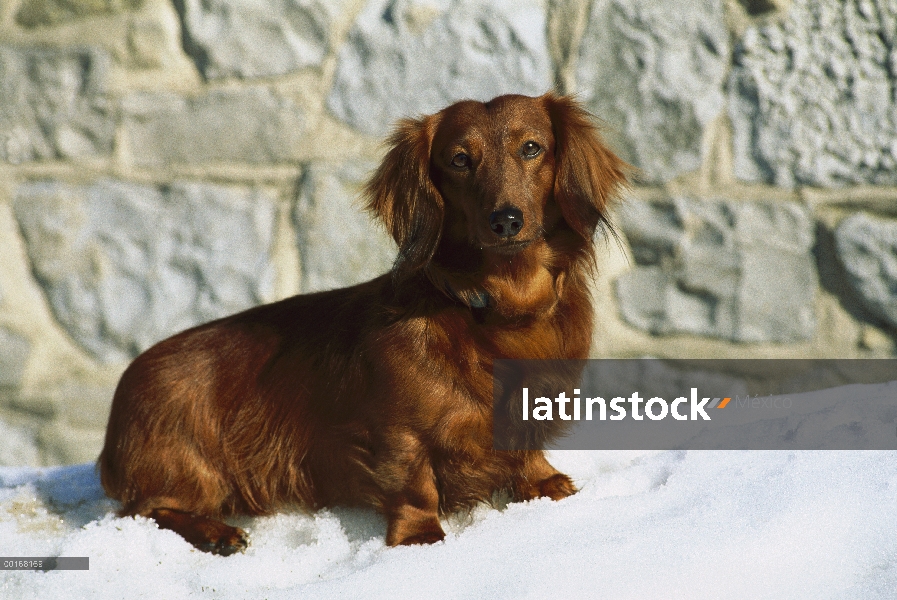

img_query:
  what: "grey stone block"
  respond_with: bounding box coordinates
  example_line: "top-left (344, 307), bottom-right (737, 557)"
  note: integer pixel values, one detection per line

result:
top-left (729, 0), bottom-right (897, 187)
top-left (122, 87), bottom-right (307, 167)
top-left (294, 161), bottom-right (396, 292)
top-left (575, 0), bottom-right (729, 183)
top-left (0, 328), bottom-right (30, 387)
top-left (0, 46), bottom-right (114, 165)
top-left (13, 179), bottom-right (277, 364)
top-left (327, 0), bottom-right (553, 137)
top-left (15, 0), bottom-right (142, 28)
top-left (54, 382), bottom-right (116, 428)
top-left (175, 0), bottom-right (347, 80)
top-left (37, 422), bottom-right (106, 465)
top-left (0, 419), bottom-right (40, 467)
top-left (615, 198), bottom-right (818, 342)
top-left (835, 213), bottom-right (897, 328)
top-left (126, 18), bottom-right (171, 70)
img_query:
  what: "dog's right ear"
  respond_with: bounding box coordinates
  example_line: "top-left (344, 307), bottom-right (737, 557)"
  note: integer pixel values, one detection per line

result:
top-left (365, 115), bottom-right (444, 281)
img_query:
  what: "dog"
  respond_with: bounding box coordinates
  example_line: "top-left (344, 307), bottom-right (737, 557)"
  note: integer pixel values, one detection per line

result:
top-left (98, 92), bottom-right (628, 555)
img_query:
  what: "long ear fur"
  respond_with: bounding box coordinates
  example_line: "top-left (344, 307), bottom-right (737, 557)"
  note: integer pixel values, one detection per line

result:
top-left (544, 93), bottom-right (630, 242)
top-left (365, 115), bottom-right (444, 281)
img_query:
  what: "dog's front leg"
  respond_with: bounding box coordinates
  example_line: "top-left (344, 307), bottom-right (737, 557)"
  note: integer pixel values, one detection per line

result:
top-left (512, 450), bottom-right (578, 502)
top-left (376, 430), bottom-right (445, 546)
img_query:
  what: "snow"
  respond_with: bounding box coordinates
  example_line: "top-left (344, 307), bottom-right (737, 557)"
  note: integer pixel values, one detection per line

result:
top-left (2, 393), bottom-right (897, 598)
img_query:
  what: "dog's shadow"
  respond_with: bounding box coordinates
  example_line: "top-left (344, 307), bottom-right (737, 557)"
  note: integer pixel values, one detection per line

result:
top-left (0, 464), bottom-right (108, 545)
top-left (10, 464), bottom-right (115, 530)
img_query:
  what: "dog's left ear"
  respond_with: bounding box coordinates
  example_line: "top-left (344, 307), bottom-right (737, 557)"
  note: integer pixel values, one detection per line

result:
top-left (365, 115), bottom-right (444, 281)
top-left (543, 93), bottom-right (629, 240)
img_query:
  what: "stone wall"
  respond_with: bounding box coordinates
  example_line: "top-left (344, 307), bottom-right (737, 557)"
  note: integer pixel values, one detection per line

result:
top-left (0, 0), bottom-right (895, 465)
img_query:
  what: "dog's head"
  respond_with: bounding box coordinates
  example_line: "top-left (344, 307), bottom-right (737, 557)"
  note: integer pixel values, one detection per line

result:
top-left (366, 93), bottom-right (628, 280)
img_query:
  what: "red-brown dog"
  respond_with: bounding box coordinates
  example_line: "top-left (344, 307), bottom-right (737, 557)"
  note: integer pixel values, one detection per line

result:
top-left (99, 93), bottom-right (628, 555)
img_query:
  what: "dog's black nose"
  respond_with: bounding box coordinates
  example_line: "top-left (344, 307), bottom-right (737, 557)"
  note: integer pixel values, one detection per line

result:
top-left (489, 207), bottom-right (524, 238)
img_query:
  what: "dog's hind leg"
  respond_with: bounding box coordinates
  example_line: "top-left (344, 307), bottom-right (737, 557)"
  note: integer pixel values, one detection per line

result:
top-left (144, 505), bottom-right (248, 556)
top-left (106, 445), bottom-right (250, 555)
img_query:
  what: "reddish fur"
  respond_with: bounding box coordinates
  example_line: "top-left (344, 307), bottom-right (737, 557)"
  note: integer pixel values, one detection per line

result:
top-left (98, 93), bottom-right (628, 554)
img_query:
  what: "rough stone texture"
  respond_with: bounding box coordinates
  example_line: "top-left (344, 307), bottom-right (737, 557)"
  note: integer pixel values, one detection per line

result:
top-left (37, 422), bottom-right (106, 465)
top-left (575, 0), bottom-right (729, 183)
top-left (0, 0), bottom-right (895, 467)
top-left (615, 198), bottom-right (818, 342)
top-left (0, 328), bottom-right (30, 388)
top-left (737, 0), bottom-right (781, 17)
top-left (294, 161), bottom-right (396, 292)
top-left (13, 179), bottom-right (277, 364)
top-left (327, 0), bottom-right (553, 137)
top-left (126, 18), bottom-right (171, 70)
top-left (175, 0), bottom-right (347, 80)
top-left (122, 87), bottom-right (307, 166)
top-left (0, 419), bottom-right (40, 466)
top-left (0, 46), bottom-right (114, 165)
top-left (54, 382), bottom-right (116, 428)
top-left (835, 213), bottom-right (897, 328)
top-left (730, 0), bottom-right (897, 187)
top-left (15, 0), bottom-right (143, 28)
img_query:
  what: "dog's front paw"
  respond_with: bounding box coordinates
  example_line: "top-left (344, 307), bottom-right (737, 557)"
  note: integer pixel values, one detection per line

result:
top-left (516, 472), bottom-right (578, 502)
top-left (397, 528), bottom-right (446, 546)
top-left (537, 473), bottom-right (577, 501)
top-left (386, 510), bottom-right (445, 547)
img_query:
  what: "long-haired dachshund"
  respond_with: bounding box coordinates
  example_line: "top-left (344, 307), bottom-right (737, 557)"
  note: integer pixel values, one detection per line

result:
top-left (99, 93), bottom-right (628, 555)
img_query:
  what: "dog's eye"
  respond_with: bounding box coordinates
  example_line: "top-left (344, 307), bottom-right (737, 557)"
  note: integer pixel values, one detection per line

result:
top-left (521, 141), bottom-right (541, 158)
top-left (451, 153), bottom-right (470, 168)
